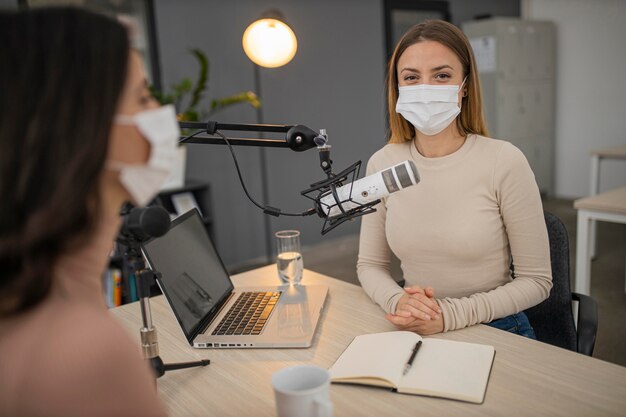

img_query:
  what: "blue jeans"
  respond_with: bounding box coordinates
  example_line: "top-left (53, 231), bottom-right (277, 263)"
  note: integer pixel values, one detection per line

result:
top-left (486, 312), bottom-right (536, 339)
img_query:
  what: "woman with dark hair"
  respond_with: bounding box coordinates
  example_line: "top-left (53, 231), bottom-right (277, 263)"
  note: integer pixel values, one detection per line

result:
top-left (0, 7), bottom-right (174, 416)
top-left (357, 20), bottom-right (552, 337)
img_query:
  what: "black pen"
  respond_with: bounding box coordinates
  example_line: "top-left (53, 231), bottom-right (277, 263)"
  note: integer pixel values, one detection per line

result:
top-left (402, 340), bottom-right (422, 376)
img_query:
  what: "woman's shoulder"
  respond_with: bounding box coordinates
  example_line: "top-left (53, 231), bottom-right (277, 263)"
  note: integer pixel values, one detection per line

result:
top-left (367, 141), bottom-right (412, 171)
top-left (17, 303), bottom-right (166, 416)
top-left (471, 135), bottom-right (536, 191)
top-left (471, 134), bottom-right (529, 166)
top-left (42, 303), bottom-right (148, 376)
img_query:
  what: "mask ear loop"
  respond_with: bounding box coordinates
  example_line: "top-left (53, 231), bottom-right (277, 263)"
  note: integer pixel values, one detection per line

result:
top-left (460, 76), bottom-right (468, 97)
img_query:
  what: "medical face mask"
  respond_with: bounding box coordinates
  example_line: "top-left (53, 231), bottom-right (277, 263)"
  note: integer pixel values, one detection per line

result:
top-left (395, 78), bottom-right (466, 136)
top-left (108, 104), bottom-right (180, 206)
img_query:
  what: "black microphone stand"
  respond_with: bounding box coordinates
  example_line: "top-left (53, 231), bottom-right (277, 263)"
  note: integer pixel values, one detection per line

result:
top-left (123, 230), bottom-right (210, 379)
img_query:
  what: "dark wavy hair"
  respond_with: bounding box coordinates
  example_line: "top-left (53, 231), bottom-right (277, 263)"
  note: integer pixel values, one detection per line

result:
top-left (0, 7), bottom-right (130, 315)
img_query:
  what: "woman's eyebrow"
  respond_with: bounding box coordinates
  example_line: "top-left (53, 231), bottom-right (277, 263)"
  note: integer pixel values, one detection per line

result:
top-left (400, 64), bottom-right (455, 73)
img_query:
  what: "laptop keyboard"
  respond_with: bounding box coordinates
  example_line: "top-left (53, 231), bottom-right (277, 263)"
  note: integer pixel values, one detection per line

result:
top-left (212, 291), bottom-right (282, 336)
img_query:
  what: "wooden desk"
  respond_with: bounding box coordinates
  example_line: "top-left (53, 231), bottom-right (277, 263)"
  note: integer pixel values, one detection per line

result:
top-left (111, 266), bottom-right (626, 417)
top-left (589, 145), bottom-right (626, 258)
top-left (574, 186), bottom-right (626, 294)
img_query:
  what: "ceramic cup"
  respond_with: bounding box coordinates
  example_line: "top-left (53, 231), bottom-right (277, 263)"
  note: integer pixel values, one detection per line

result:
top-left (271, 365), bottom-right (333, 417)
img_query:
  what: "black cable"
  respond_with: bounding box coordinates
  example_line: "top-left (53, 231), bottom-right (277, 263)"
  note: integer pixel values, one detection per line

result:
top-left (215, 131), bottom-right (315, 217)
top-left (178, 129), bottom-right (205, 144)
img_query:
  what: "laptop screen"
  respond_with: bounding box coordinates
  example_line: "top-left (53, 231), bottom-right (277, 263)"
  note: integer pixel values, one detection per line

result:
top-left (141, 209), bottom-right (234, 340)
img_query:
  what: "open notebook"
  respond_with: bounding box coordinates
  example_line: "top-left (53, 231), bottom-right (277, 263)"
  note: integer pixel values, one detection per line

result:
top-left (329, 331), bottom-right (495, 404)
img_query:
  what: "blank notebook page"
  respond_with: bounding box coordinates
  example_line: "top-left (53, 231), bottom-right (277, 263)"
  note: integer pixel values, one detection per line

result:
top-left (401, 338), bottom-right (495, 402)
top-left (331, 332), bottom-right (416, 384)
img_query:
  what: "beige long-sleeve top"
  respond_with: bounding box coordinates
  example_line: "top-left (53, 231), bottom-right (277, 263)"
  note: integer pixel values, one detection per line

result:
top-left (0, 212), bottom-right (168, 417)
top-left (357, 134), bottom-right (552, 332)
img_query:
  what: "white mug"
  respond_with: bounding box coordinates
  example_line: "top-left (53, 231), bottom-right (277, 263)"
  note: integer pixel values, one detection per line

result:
top-left (272, 365), bottom-right (333, 417)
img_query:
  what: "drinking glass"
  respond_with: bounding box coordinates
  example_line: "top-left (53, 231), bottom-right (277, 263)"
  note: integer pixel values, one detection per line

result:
top-left (275, 230), bottom-right (303, 286)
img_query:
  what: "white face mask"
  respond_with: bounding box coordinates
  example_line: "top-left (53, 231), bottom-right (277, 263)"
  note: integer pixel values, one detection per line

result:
top-left (395, 78), bottom-right (466, 136)
top-left (108, 104), bottom-right (180, 206)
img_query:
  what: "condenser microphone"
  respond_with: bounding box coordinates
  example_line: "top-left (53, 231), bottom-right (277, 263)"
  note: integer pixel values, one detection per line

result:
top-left (317, 160), bottom-right (420, 218)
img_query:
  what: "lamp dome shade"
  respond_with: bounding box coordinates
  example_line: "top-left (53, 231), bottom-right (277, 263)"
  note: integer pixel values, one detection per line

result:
top-left (242, 18), bottom-right (297, 68)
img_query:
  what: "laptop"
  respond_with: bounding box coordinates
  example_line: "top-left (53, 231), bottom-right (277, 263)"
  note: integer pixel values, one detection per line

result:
top-left (140, 208), bottom-right (328, 348)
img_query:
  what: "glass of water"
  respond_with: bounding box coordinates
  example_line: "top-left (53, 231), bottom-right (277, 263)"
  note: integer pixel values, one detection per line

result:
top-left (275, 230), bottom-right (303, 286)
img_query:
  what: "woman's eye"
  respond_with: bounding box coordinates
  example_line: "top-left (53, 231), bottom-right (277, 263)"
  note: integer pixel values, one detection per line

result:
top-left (435, 73), bottom-right (451, 80)
top-left (403, 75), bottom-right (418, 81)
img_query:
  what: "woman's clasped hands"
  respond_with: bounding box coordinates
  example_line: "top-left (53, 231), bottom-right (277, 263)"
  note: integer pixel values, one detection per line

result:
top-left (385, 285), bottom-right (444, 335)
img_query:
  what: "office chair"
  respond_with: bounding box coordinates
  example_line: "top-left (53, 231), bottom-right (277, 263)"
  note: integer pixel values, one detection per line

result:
top-left (523, 212), bottom-right (598, 356)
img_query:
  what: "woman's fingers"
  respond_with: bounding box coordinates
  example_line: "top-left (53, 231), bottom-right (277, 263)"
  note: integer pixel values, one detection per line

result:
top-left (403, 285), bottom-right (425, 295)
top-left (385, 313), bottom-right (417, 327)
top-left (404, 285), bottom-right (436, 299)
top-left (386, 313), bottom-right (433, 334)
top-left (396, 293), bottom-right (441, 319)
top-left (401, 293), bottom-right (441, 317)
top-left (396, 300), bottom-right (439, 321)
top-left (424, 286), bottom-right (435, 298)
top-left (395, 309), bottom-right (412, 318)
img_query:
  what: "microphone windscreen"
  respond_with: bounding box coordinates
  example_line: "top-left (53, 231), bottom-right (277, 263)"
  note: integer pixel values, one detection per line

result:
top-left (138, 206), bottom-right (170, 238)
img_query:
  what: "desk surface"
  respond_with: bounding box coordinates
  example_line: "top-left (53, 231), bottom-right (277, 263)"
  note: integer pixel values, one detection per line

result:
top-left (574, 186), bottom-right (626, 214)
top-left (111, 266), bottom-right (626, 417)
top-left (591, 144), bottom-right (626, 159)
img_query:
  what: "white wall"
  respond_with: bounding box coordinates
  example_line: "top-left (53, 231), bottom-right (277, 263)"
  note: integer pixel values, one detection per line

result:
top-left (522, 0), bottom-right (626, 198)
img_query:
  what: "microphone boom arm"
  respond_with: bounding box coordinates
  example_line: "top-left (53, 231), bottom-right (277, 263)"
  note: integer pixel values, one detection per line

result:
top-left (177, 120), bottom-right (376, 235)
top-left (179, 121), bottom-right (320, 152)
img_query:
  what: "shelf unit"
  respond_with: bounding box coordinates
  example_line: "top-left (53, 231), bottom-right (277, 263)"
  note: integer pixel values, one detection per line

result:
top-left (155, 181), bottom-right (213, 240)
top-left (463, 18), bottom-right (556, 196)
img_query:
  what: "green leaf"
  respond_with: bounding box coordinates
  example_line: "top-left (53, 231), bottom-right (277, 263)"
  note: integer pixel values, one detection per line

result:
top-left (180, 109), bottom-right (199, 122)
top-left (145, 49), bottom-right (259, 118)
top-left (172, 78), bottom-right (193, 96)
top-left (209, 91), bottom-right (262, 115)
top-left (188, 48), bottom-right (209, 110)
top-left (148, 85), bottom-right (174, 105)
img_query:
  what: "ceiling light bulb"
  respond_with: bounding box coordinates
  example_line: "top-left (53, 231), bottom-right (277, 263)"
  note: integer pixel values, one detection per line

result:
top-left (242, 18), bottom-right (297, 68)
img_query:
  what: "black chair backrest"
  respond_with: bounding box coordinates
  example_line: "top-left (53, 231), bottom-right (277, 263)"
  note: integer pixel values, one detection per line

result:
top-left (523, 212), bottom-right (577, 351)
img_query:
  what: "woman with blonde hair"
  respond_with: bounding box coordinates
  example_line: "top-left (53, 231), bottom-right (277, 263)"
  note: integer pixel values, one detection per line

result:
top-left (357, 20), bottom-right (552, 337)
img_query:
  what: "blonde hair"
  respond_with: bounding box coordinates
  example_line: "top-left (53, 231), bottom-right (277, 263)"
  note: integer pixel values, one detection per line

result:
top-left (386, 20), bottom-right (488, 143)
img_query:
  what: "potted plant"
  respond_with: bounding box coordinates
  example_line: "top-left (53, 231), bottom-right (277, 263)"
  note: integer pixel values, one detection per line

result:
top-left (150, 48), bottom-right (261, 189)
top-left (150, 48), bottom-right (261, 121)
